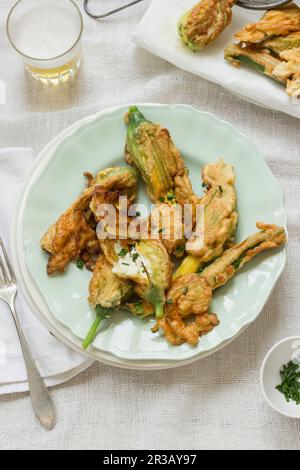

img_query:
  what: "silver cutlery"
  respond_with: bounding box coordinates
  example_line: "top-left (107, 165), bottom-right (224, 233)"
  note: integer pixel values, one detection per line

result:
top-left (0, 237), bottom-right (55, 430)
top-left (83, 0), bottom-right (293, 19)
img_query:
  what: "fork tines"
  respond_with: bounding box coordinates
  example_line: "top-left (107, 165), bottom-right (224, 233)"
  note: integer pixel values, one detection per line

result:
top-left (0, 237), bottom-right (16, 286)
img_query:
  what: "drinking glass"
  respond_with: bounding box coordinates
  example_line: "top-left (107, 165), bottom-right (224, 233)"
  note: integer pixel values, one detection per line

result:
top-left (6, 0), bottom-right (83, 85)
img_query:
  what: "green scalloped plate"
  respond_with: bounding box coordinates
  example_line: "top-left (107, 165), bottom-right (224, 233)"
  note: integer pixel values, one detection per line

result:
top-left (11, 104), bottom-right (287, 369)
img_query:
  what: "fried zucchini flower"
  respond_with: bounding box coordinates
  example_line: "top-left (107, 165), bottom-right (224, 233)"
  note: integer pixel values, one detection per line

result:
top-left (156, 223), bottom-right (286, 346)
top-left (125, 106), bottom-right (200, 256)
top-left (125, 298), bottom-right (155, 319)
top-left (112, 240), bottom-right (172, 318)
top-left (225, 4), bottom-right (300, 101)
top-left (273, 47), bottom-right (300, 81)
top-left (42, 166), bottom-right (138, 276)
top-left (201, 222), bottom-right (286, 289)
top-left (88, 254), bottom-right (133, 310)
top-left (178, 0), bottom-right (235, 52)
top-left (259, 31), bottom-right (300, 55)
top-left (224, 44), bottom-right (285, 84)
top-left (234, 3), bottom-right (300, 45)
top-left (83, 254), bottom-right (133, 350)
top-left (155, 274), bottom-right (218, 346)
top-left (41, 187), bottom-right (97, 275)
top-left (286, 73), bottom-right (300, 98)
top-left (224, 44), bottom-right (300, 98)
top-left (125, 106), bottom-right (196, 205)
top-left (173, 160), bottom-right (237, 280)
top-left (87, 166), bottom-right (138, 204)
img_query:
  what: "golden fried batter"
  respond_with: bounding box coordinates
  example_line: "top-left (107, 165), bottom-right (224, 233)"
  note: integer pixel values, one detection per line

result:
top-left (224, 43), bottom-right (285, 84)
top-left (235, 4), bottom-right (300, 44)
top-left (125, 298), bottom-right (154, 319)
top-left (286, 72), bottom-right (300, 97)
top-left (148, 201), bottom-right (186, 256)
top-left (156, 274), bottom-right (218, 346)
top-left (41, 188), bottom-right (96, 275)
top-left (125, 106), bottom-right (197, 205)
top-left (202, 222), bottom-right (287, 289)
top-left (187, 159), bottom-right (237, 258)
top-left (174, 160), bottom-right (237, 279)
top-left (273, 47), bottom-right (300, 81)
top-left (259, 31), bottom-right (300, 55)
top-left (88, 255), bottom-right (132, 309)
top-left (85, 166), bottom-right (138, 203)
top-left (178, 0), bottom-right (235, 52)
top-left (156, 223), bottom-right (286, 346)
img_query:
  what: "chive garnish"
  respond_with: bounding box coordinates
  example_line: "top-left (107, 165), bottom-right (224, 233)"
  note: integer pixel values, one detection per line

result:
top-left (77, 259), bottom-right (84, 269)
top-left (118, 248), bottom-right (128, 257)
top-left (276, 361), bottom-right (300, 405)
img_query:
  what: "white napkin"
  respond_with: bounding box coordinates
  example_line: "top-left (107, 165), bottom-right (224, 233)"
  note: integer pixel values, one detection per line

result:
top-left (0, 148), bottom-right (93, 395)
top-left (132, 0), bottom-right (300, 120)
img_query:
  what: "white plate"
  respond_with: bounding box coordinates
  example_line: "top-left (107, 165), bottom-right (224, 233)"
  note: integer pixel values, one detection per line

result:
top-left (133, 0), bottom-right (300, 120)
top-left (11, 103), bottom-right (287, 370)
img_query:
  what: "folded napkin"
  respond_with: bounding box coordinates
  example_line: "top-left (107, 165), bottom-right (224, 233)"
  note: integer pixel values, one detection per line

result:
top-left (132, 0), bottom-right (300, 120)
top-left (0, 148), bottom-right (93, 395)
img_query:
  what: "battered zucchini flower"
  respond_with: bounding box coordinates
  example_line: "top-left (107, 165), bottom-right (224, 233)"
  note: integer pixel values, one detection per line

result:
top-left (92, 166), bottom-right (138, 204)
top-left (41, 187), bottom-right (97, 275)
top-left (234, 4), bottom-right (300, 45)
top-left (178, 0), bottom-right (235, 52)
top-left (156, 223), bottom-right (286, 346)
top-left (83, 254), bottom-right (133, 350)
top-left (125, 298), bottom-right (155, 319)
top-left (88, 255), bottom-right (133, 310)
top-left (112, 240), bottom-right (172, 318)
top-left (125, 106), bottom-right (195, 205)
top-left (224, 43), bottom-right (285, 84)
top-left (273, 47), bottom-right (300, 81)
top-left (173, 160), bottom-right (238, 280)
top-left (259, 31), bottom-right (300, 55)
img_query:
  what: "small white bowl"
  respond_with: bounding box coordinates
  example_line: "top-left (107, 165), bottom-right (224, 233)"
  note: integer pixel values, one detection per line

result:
top-left (260, 336), bottom-right (300, 418)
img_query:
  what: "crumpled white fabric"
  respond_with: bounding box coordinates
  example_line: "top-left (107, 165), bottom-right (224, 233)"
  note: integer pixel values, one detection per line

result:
top-left (0, 148), bottom-right (93, 395)
top-left (133, 0), bottom-right (300, 120)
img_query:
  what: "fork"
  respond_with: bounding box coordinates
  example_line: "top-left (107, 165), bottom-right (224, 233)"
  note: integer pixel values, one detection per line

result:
top-left (0, 237), bottom-right (55, 430)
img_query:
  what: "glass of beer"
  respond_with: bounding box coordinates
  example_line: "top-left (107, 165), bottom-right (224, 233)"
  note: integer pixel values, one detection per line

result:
top-left (6, 0), bottom-right (83, 85)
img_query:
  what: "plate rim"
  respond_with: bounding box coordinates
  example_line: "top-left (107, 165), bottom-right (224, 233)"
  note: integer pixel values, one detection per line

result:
top-left (11, 102), bottom-right (288, 370)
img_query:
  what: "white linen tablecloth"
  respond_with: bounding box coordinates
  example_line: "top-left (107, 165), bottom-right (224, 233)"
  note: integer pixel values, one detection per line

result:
top-left (0, 0), bottom-right (300, 450)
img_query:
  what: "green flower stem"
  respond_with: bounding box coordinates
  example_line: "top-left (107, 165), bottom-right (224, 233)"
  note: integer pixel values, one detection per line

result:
top-left (82, 306), bottom-right (112, 350)
top-left (155, 302), bottom-right (164, 319)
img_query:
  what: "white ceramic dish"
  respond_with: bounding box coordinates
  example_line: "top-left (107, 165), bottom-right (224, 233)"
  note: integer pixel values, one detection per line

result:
top-left (133, 0), bottom-right (300, 120)
top-left (11, 103), bottom-right (287, 370)
top-left (260, 337), bottom-right (300, 418)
